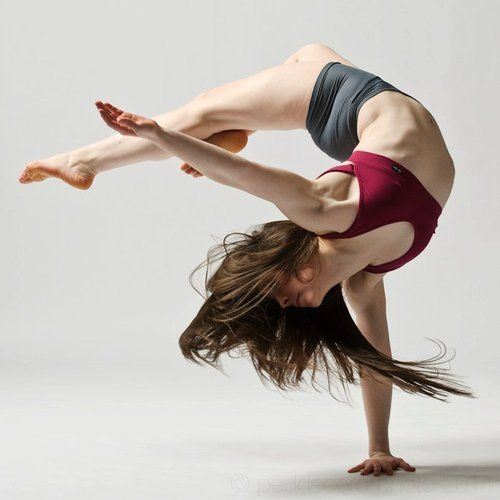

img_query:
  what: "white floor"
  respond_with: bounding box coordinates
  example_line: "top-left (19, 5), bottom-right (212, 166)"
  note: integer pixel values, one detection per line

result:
top-left (1, 362), bottom-right (498, 500)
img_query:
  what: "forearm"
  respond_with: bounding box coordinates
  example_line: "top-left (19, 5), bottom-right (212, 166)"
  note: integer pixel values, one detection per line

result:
top-left (150, 127), bottom-right (254, 189)
top-left (75, 103), bottom-right (211, 174)
top-left (144, 126), bottom-right (327, 228)
top-left (350, 284), bottom-right (393, 455)
top-left (359, 322), bottom-right (393, 455)
top-left (360, 365), bottom-right (393, 455)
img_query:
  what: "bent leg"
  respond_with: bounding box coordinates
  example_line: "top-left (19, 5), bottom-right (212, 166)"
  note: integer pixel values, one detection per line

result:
top-left (193, 60), bottom-right (336, 132)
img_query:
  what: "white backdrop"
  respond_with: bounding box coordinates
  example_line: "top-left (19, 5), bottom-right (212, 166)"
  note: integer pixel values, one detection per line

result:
top-left (1, 1), bottom-right (499, 498)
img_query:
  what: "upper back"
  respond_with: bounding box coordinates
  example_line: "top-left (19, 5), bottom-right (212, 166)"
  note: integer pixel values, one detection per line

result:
top-left (315, 151), bottom-right (443, 274)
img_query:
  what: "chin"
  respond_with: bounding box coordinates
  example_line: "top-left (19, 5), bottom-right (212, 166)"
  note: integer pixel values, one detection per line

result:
top-left (302, 294), bottom-right (320, 308)
top-left (308, 293), bottom-right (325, 308)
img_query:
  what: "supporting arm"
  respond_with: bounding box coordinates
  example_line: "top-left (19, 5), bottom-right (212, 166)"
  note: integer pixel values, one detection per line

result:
top-left (347, 279), bottom-right (393, 456)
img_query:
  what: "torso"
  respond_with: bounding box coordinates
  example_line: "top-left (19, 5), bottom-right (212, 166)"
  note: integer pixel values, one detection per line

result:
top-left (306, 84), bottom-right (455, 282)
top-left (354, 90), bottom-right (455, 209)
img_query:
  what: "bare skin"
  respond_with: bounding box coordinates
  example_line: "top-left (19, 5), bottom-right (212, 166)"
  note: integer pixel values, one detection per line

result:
top-left (17, 126), bottom-right (250, 189)
top-left (18, 43), bottom-right (452, 476)
top-left (17, 51), bottom-right (454, 282)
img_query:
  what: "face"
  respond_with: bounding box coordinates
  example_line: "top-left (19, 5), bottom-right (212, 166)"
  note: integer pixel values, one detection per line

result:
top-left (274, 263), bottom-right (322, 309)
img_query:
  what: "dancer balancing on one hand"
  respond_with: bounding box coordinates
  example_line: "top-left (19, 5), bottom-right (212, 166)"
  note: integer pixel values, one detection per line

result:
top-left (18, 43), bottom-right (474, 477)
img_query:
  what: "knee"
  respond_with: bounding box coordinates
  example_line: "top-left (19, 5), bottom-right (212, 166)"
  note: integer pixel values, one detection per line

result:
top-left (294, 43), bottom-right (334, 62)
top-left (299, 42), bottom-right (330, 52)
top-left (285, 43), bottom-right (326, 64)
top-left (297, 42), bottom-right (332, 55)
top-left (190, 90), bottom-right (218, 120)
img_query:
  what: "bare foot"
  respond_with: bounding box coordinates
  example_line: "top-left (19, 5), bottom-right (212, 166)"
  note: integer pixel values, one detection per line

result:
top-left (180, 129), bottom-right (250, 178)
top-left (18, 151), bottom-right (97, 190)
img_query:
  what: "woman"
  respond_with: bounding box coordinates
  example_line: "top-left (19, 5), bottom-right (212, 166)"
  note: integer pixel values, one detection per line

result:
top-left (18, 43), bottom-right (473, 476)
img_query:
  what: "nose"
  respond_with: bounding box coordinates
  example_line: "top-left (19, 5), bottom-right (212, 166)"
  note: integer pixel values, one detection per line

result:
top-left (277, 293), bottom-right (296, 308)
top-left (276, 293), bottom-right (289, 308)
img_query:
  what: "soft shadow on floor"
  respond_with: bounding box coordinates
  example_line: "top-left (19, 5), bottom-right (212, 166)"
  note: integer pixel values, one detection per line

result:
top-left (146, 437), bottom-right (500, 498)
top-left (265, 465), bottom-right (500, 497)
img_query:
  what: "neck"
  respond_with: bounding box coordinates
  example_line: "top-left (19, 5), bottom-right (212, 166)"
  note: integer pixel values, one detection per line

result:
top-left (317, 236), bottom-right (373, 286)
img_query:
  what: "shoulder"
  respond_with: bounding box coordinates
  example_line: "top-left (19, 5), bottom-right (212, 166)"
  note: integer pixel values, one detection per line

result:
top-left (312, 173), bottom-right (359, 235)
top-left (344, 270), bottom-right (386, 303)
top-left (313, 197), bottom-right (359, 235)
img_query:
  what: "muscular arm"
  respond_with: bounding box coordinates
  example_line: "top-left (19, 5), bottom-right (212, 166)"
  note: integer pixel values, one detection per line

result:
top-left (179, 129), bottom-right (255, 175)
top-left (347, 277), bottom-right (393, 456)
top-left (149, 126), bottom-right (332, 232)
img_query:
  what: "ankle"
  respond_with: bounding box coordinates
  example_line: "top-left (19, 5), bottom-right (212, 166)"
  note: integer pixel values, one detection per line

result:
top-left (68, 147), bottom-right (98, 173)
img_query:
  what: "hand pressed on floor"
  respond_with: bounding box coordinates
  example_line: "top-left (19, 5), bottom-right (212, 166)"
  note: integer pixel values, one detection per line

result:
top-left (347, 452), bottom-right (416, 476)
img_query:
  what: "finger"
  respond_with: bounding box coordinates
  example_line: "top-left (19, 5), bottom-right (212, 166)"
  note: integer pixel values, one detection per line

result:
top-left (187, 166), bottom-right (203, 176)
top-left (96, 105), bottom-right (121, 127)
top-left (95, 101), bottom-right (119, 121)
top-left (116, 112), bottom-right (148, 128)
top-left (116, 116), bottom-right (139, 129)
top-left (99, 102), bottom-right (134, 125)
top-left (400, 460), bottom-right (416, 471)
top-left (103, 103), bottom-right (121, 118)
top-left (99, 113), bottom-right (137, 136)
top-left (360, 463), bottom-right (373, 475)
top-left (97, 109), bottom-right (136, 136)
top-left (103, 101), bottom-right (126, 116)
top-left (347, 463), bottom-right (365, 473)
top-left (373, 461), bottom-right (382, 476)
top-left (97, 107), bottom-right (118, 127)
top-left (381, 463), bottom-right (394, 476)
top-left (102, 105), bottom-right (121, 120)
top-left (95, 100), bottom-right (106, 110)
top-left (180, 163), bottom-right (201, 176)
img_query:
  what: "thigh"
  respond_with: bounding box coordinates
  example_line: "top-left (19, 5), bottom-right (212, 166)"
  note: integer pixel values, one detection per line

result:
top-left (194, 61), bottom-right (334, 132)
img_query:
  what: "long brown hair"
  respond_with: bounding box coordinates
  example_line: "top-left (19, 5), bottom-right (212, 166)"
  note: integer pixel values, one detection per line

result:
top-left (179, 219), bottom-right (475, 403)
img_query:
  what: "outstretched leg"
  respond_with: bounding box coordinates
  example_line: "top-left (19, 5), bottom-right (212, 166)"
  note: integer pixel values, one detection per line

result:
top-left (19, 44), bottom-right (350, 188)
